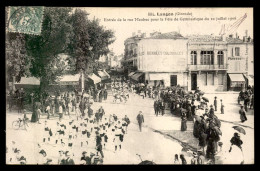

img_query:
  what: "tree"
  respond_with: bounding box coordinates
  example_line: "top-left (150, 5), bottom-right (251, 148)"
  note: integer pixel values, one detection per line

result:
top-left (25, 7), bottom-right (73, 100)
top-left (67, 9), bottom-right (115, 91)
top-left (85, 18), bottom-right (115, 73)
top-left (6, 32), bottom-right (29, 91)
top-left (68, 10), bottom-right (115, 73)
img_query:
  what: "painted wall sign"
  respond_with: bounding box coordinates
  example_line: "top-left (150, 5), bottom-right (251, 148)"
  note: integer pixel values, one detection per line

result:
top-left (147, 51), bottom-right (184, 55)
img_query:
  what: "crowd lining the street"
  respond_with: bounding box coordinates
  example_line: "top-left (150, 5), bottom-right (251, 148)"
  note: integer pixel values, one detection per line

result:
top-left (6, 77), bottom-right (253, 165)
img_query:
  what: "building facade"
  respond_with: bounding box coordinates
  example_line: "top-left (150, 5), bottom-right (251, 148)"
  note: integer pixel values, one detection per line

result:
top-left (122, 31), bottom-right (146, 74)
top-left (187, 35), bottom-right (228, 92)
top-left (226, 35), bottom-right (254, 90)
top-left (137, 32), bottom-right (188, 88)
top-left (123, 31), bottom-right (253, 91)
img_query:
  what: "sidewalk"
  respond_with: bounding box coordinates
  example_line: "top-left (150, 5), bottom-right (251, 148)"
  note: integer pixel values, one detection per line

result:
top-left (127, 91), bottom-right (254, 153)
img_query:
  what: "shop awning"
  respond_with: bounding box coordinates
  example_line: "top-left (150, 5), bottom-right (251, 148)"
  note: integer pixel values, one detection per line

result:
top-left (103, 70), bottom-right (110, 78)
top-left (128, 72), bottom-right (135, 77)
top-left (58, 74), bottom-right (80, 85)
top-left (131, 72), bottom-right (143, 81)
top-left (88, 73), bottom-right (101, 84)
top-left (245, 75), bottom-right (254, 86)
top-left (98, 71), bottom-right (109, 80)
top-left (228, 74), bottom-right (245, 82)
top-left (98, 71), bottom-right (107, 78)
top-left (15, 77), bottom-right (40, 85)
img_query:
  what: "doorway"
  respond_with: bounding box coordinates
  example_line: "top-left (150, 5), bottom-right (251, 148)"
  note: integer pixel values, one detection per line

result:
top-left (170, 75), bottom-right (177, 86)
top-left (191, 73), bottom-right (197, 90)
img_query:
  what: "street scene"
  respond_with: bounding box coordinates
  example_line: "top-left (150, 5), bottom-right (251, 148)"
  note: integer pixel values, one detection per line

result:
top-left (5, 7), bottom-right (254, 165)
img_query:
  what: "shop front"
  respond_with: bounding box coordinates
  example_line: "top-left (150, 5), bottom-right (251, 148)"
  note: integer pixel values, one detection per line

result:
top-left (97, 70), bottom-right (111, 83)
top-left (227, 73), bottom-right (246, 91)
top-left (130, 72), bottom-right (145, 83)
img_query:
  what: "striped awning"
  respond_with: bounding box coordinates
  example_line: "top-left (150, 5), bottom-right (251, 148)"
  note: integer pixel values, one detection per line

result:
top-left (103, 70), bottom-right (110, 78)
top-left (98, 71), bottom-right (109, 80)
top-left (131, 72), bottom-right (143, 81)
top-left (88, 73), bottom-right (101, 84)
top-left (128, 72), bottom-right (135, 77)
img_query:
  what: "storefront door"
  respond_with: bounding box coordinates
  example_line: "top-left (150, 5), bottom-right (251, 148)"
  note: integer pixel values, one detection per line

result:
top-left (191, 73), bottom-right (197, 90)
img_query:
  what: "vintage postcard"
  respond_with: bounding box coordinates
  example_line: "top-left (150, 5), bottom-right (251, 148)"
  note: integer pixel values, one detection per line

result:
top-left (5, 7), bottom-right (254, 165)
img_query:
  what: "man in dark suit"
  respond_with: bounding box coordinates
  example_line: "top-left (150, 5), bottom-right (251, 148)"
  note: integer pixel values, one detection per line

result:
top-left (214, 96), bottom-right (217, 111)
top-left (157, 100), bottom-right (162, 116)
top-left (154, 100), bottom-right (159, 116)
top-left (160, 100), bottom-right (165, 116)
top-left (136, 111), bottom-right (144, 132)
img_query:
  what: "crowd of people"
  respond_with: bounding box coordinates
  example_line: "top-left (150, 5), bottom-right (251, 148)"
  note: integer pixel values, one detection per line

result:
top-left (7, 104), bottom-right (131, 165)
top-left (7, 88), bottom-right (25, 113)
top-left (111, 81), bottom-right (130, 104)
top-left (6, 76), bottom-right (251, 165)
top-left (238, 86), bottom-right (254, 112)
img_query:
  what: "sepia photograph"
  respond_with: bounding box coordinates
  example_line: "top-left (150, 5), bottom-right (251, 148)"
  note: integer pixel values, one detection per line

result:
top-left (5, 7), bottom-right (254, 165)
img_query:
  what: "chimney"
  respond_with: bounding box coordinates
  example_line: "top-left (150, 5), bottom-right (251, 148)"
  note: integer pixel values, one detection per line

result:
top-left (236, 33), bottom-right (238, 38)
top-left (142, 33), bottom-right (146, 38)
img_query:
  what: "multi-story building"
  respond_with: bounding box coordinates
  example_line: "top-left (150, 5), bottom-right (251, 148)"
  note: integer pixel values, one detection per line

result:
top-left (187, 35), bottom-right (228, 92)
top-left (122, 31), bottom-right (146, 75)
top-left (226, 33), bottom-right (254, 90)
top-left (123, 31), bottom-right (253, 91)
top-left (137, 32), bottom-right (188, 88)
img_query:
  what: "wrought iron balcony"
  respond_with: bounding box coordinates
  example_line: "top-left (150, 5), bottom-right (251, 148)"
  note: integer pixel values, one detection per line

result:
top-left (187, 64), bottom-right (228, 71)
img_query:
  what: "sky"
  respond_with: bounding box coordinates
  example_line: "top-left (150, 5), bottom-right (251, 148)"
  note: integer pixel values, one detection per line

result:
top-left (81, 8), bottom-right (253, 56)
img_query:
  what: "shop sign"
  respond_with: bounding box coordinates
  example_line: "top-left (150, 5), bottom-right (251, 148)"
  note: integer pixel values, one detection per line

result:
top-left (147, 51), bottom-right (184, 55)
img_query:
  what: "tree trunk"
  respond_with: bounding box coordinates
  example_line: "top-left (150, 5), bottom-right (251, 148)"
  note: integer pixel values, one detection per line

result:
top-left (12, 76), bottom-right (16, 91)
top-left (81, 69), bottom-right (84, 93)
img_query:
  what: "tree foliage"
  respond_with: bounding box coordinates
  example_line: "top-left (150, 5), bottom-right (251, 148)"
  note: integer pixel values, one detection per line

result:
top-left (25, 7), bottom-right (73, 89)
top-left (67, 9), bottom-right (115, 74)
top-left (6, 33), bottom-right (28, 82)
top-left (6, 7), bottom-right (115, 98)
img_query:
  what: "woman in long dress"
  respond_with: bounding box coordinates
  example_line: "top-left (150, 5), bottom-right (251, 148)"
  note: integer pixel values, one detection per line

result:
top-left (239, 105), bottom-right (247, 122)
top-left (181, 112), bottom-right (187, 131)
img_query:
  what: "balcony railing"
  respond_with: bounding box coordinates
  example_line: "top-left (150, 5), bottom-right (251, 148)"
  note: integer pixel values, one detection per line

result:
top-left (187, 64), bottom-right (228, 71)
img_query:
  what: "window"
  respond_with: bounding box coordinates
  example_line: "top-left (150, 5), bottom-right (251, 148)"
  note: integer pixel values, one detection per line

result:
top-left (201, 51), bottom-right (214, 65)
top-left (235, 47), bottom-right (240, 56)
top-left (191, 51), bottom-right (197, 65)
top-left (217, 51), bottom-right (224, 65)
